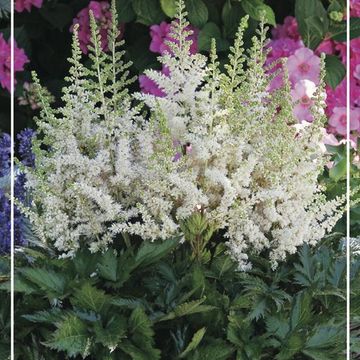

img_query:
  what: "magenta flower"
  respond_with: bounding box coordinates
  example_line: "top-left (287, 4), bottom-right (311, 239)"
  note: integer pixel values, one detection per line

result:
top-left (266, 38), bottom-right (302, 91)
top-left (139, 74), bottom-right (166, 97)
top-left (0, 34), bottom-right (29, 92)
top-left (149, 21), bottom-right (199, 55)
top-left (272, 16), bottom-right (300, 41)
top-left (351, 0), bottom-right (360, 17)
top-left (70, 1), bottom-right (124, 54)
top-left (286, 48), bottom-right (321, 85)
top-left (328, 107), bottom-right (360, 136)
top-left (291, 80), bottom-right (317, 122)
top-left (15, 0), bottom-right (42, 12)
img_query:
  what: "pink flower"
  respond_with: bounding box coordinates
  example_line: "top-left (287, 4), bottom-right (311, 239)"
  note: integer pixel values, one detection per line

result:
top-left (149, 21), bottom-right (199, 55)
top-left (328, 107), bottom-right (360, 136)
top-left (139, 74), bottom-right (166, 97)
top-left (291, 80), bottom-right (317, 122)
top-left (272, 16), bottom-right (300, 41)
top-left (266, 38), bottom-right (302, 91)
top-left (0, 34), bottom-right (29, 92)
top-left (15, 0), bottom-right (42, 12)
top-left (286, 48), bottom-right (321, 85)
top-left (351, 0), bottom-right (360, 17)
top-left (70, 1), bottom-right (124, 54)
top-left (316, 39), bottom-right (336, 56)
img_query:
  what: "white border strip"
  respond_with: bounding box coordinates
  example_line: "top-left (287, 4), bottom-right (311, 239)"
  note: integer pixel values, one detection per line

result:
top-left (346, 0), bottom-right (350, 358)
top-left (10, 0), bottom-right (14, 358)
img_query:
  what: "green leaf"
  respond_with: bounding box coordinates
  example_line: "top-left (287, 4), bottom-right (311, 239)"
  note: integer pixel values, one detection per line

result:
top-left (129, 307), bottom-right (154, 338)
top-left (132, 0), bottom-right (166, 26)
top-left (71, 282), bottom-right (109, 313)
top-left (116, 0), bottom-right (136, 23)
top-left (97, 250), bottom-right (118, 282)
top-left (191, 339), bottom-right (235, 360)
top-left (23, 308), bottom-right (64, 324)
top-left (179, 327), bottom-right (206, 358)
top-left (324, 55), bottom-right (345, 89)
top-left (19, 268), bottom-right (66, 297)
top-left (221, 1), bottom-right (244, 38)
top-left (134, 237), bottom-right (179, 269)
top-left (159, 297), bottom-right (216, 321)
top-left (241, 0), bottom-right (276, 26)
top-left (45, 315), bottom-right (90, 358)
top-left (329, 156), bottom-right (347, 182)
top-left (39, 4), bottom-right (73, 31)
top-left (198, 22), bottom-right (229, 52)
top-left (185, 0), bottom-right (209, 28)
top-left (350, 17), bottom-right (360, 40)
top-left (160, 0), bottom-right (177, 18)
top-left (295, 0), bottom-right (328, 49)
top-left (94, 315), bottom-right (127, 349)
top-left (290, 292), bottom-right (312, 330)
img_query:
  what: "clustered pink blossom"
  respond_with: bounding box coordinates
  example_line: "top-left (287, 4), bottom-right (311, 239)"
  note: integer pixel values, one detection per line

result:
top-left (139, 21), bottom-right (199, 96)
top-left (15, 0), bottom-right (42, 12)
top-left (351, 0), bottom-right (360, 17)
top-left (268, 15), bottom-right (360, 140)
top-left (0, 34), bottom-right (29, 92)
top-left (267, 17), bottom-right (321, 123)
top-left (70, 1), bottom-right (124, 54)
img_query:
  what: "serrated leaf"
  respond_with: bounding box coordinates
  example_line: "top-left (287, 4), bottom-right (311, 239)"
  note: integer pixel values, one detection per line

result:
top-left (129, 307), bottom-right (154, 338)
top-left (71, 282), bottom-right (109, 313)
top-left (23, 308), bottom-right (64, 324)
top-left (19, 268), bottom-right (66, 297)
top-left (45, 315), bottom-right (90, 358)
top-left (94, 315), bottom-right (127, 349)
top-left (290, 292), bottom-right (312, 330)
top-left (324, 55), bottom-right (346, 89)
top-left (179, 327), bottom-right (206, 358)
top-left (158, 297), bottom-right (216, 322)
top-left (185, 0), bottom-right (209, 28)
top-left (134, 237), bottom-right (179, 269)
top-left (97, 250), bottom-right (118, 282)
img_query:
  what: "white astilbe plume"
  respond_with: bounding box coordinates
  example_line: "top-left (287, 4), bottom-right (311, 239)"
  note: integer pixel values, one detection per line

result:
top-left (21, 0), bottom-right (343, 268)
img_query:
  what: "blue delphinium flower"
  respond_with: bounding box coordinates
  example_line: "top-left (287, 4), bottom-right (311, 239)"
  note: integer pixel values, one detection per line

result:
top-left (0, 133), bottom-right (11, 253)
top-left (0, 129), bottom-right (35, 254)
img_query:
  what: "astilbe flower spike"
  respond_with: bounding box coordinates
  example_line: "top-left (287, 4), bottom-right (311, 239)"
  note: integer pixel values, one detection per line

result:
top-left (21, 0), bottom-right (343, 269)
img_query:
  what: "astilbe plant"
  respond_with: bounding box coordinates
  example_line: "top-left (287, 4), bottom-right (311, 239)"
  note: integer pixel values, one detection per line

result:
top-left (21, 0), bottom-right (343, 269)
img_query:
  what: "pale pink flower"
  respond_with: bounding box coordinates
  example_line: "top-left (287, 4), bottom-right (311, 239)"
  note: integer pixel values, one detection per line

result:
top-left (328, 107), bottom-right (360, 136)
top-left (286, 48), bottom-right (321, 85)
top-left (15, 0), bottom-right (42, 12)
top-left (291, 80), bottom-right (317, 122)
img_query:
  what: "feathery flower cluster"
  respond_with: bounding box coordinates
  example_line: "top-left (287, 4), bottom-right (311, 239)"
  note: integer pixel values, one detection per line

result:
top-left (70, 1), bottom-right (124, 54)
top-left (23, 3), bottom-right (343, 269)
top-left (18, 81), bottom-right (55, 110)
top-left (0, 34), bottom-right (29, 92)
top-left (15, 0), bottom-right (43, 13)
top-left (139, 20), bottom-right (198, 96)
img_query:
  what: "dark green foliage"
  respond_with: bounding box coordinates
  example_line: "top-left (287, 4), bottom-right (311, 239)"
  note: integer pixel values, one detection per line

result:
top-left (7, 234), bottom-right (354, 359)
